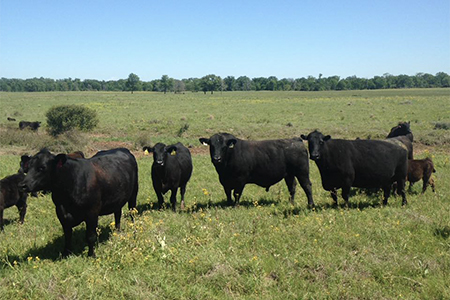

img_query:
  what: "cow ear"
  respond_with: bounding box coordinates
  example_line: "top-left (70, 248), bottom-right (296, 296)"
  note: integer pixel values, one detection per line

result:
top-left (227, 138), bottom-right (237, 149)
top-left (323, 135), bottom-right (331, 141)
top-left (300, 134), bottom-right (308, 140)
top-left (166, 145), bottom-right (177, 156)
top-left (143, 146), bottom-right (154, 153)
top-left (55, 154), bottom-right (67, 169)
top-left (199, 138), bottom-right (210, 146)
top-left (20, 155), bottom-right (31, 172)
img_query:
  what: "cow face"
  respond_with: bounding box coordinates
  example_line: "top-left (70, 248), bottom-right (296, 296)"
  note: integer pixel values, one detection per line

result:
top-left (301, 131), bottom-right (330, 161)
top-left (144, 143), bottom-right (177, 167)
top-left (199, 133), bottom-right (237, 165)
top-left (20, 149), bottom-right (57, 192)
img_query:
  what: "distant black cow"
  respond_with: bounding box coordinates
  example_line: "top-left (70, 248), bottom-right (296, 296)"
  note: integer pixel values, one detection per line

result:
top-left (387, 121), bottom-right (413, 159)
top-left (301, 130), bottom-right (408, 206)
top-left (20, 148), bottom-right (138, 257)
top-left (199, 133), bottom-right (314, 207)
top-left (19, 121), bottom-right (41, 131)
top-left (7, 117), bottom-right (16, 121)
top-left (0, 172), bottom-right (27, 231)
top-left (407, 158), bottom-right (436, 193)
top-left (143, 142), bottom-right (193, 211)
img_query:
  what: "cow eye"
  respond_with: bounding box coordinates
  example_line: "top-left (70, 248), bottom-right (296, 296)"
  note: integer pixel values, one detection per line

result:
top-left (319, 141), bottom-right (324, 145)
top-left (38, 166), bottom-right (46, 172)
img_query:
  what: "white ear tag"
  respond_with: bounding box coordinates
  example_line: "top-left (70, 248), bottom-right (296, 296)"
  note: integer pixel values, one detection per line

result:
top-left (144, 149), bottom-right (149, 155)
top-left (202, 142), bottom-right (208, 146)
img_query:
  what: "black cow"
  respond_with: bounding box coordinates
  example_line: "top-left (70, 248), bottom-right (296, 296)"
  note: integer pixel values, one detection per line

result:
top-left (143, 142), bottom-right (193, 211)
top-left (199, 133), bottom-right (314, 207)
top-left (387, 122), bottom-right (413, 159)
top-left (301, 130), bottom-right (408, 206)
top-left (20, 148), bottom-right (138, 257)
top-left (7, 117), bottom-right (16, 121)
top-left (19, 121), bottom-right (41, 131)
top-left (0, 172), bottom-right (28, 231)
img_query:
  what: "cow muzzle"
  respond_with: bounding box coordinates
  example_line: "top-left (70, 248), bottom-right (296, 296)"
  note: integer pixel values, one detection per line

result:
top-left (310, 154), bottom-right (320, 161)
top-left (212, 156), bottom-right (222, 163)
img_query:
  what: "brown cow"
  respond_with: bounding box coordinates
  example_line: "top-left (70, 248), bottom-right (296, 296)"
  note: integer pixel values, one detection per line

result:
top-left (407, 158), bottom-right (436, 193)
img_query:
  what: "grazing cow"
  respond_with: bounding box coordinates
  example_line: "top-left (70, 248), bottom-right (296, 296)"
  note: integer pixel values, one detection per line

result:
top-left (143, 142), bottom-right (193, 211)
top-left (20, 148), bottom-right (138, 257)
top-left (407, 158), bottom-right (436, 193)
top-left (199, 133), bottom-right (314, 207)
top-left (387, 122), bottom-right (413, 159)
top-left (7, 117), bottom-right (16, 121)
top-left (19, 121), bottom-right (41, 131)
top-left (301, 130), bottom-right (408, 206)
top-left (0, 172), bottom-right (27, 231)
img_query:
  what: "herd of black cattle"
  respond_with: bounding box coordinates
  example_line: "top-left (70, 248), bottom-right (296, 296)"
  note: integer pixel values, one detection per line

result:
top-left (0, 121), bottom-right (436, 257)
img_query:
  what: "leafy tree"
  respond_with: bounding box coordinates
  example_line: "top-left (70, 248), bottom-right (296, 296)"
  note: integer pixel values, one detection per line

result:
top-left (160, 75), bottom-right (174, 94)
top-left (126, 73), bottom-right (141, 94)
top-left (223, 76), bottom-right (236, 91)
top-left (200, 74), bottom-right (222, 94)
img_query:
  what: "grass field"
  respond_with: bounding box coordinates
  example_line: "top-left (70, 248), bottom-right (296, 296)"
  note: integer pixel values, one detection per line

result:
top-left (0, 89), bottom-right (449, 299)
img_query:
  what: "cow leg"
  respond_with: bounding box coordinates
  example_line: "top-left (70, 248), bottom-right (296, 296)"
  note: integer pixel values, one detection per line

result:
top-left (296, 176), bottom-right (314, 208)
top-left (62, 225), bottom-right (73, 257)
top-left (330, 189), bottom-right (338, 205)
top-left (341, 186), bottom-right (350, 207)
top-left (180, 184), bottom-right (187, 210)
top-left (284, 175), bottom-right (297, 205)
top-left (85, 216), bottom-right (98, 257)
top-left (396, 179), bottom-right (407, 205)
top-left (155, 192), bottom-right (164, 209)
top-left (114, 210), bottom-right (122, 230)
top-left (421, 175), bottom-right (431, 194)
top-left (233, 186), bottom-right (245, 206)
top-left (170, 188), bottom-right (178, 212)
top-left (382, 185), bottom-right (391, 205)
top-left (429, 177), bottom-right (435, 192)
top-left (224, 187), bottom-right (233, 205)
top-left (17, 194), bottom-right (27, 224)
top-left (17, 203), bottom-right (27, 224)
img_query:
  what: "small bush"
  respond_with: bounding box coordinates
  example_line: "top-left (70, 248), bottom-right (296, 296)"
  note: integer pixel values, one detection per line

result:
top-left (46, 105), bottom-right (99, 136)
top-left (434, 122), bottom-right (450, 130)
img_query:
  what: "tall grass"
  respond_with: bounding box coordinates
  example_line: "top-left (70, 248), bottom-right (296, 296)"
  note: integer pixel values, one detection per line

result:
top-left (0, 89), bottom-right (449, 299)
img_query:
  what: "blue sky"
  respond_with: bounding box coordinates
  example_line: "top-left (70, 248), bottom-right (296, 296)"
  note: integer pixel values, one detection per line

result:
top-left (1, 0), bottom-right (449, 81)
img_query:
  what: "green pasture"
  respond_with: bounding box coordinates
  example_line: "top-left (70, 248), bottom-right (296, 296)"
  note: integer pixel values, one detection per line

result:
top-left (0, 89), bottom-right (449, 299)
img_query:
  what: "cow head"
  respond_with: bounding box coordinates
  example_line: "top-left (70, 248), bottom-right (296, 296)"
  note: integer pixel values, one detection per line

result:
top-left (143, 143), bottom-right (177, 167)
top-left (301, 130), bottom-right (330, 161)
top-left (19, 149), bottom-right (63, 192)
top-left (387, 121), bottom-right (412, 138)
top-left (19, 155), bottom-right (31, 173)
top-left (199, 133), bottom-right (237, 165)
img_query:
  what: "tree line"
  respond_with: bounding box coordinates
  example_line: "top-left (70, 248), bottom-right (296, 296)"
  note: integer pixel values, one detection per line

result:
top-left (1, 72), bottom-right (449, 93)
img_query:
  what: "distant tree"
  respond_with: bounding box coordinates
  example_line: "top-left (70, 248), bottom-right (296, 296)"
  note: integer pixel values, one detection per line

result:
top-left (236, 76), bottom-right (252, 91)
top-left (173, 80), bottom-right (186, 93)
top-left (126, 73), bottom-right (141, 94)
top-left (200, 74), bottom-right (222, 94)
top-left (160, 75), bottom-right (174, 94)
top-left (223, 76), bottom-right (236, 91)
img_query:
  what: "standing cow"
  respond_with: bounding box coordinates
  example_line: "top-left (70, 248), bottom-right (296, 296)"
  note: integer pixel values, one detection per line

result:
top-left (199, 133), bottom-right (314, 207)
top-left (20, 148), bottom-right (138, 257)
top-left (1, 172), bottom-right (28, 231)
top-left (301, 130), bottom-right (408, 206)
top-left (143, 142), bottom-right (193, 211)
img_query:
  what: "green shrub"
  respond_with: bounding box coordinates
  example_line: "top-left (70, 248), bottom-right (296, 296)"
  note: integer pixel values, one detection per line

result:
top-left (46, 105), bottom-right (99, 136)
